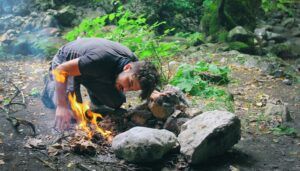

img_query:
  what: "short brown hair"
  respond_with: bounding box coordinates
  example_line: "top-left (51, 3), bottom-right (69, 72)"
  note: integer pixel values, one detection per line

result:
top-left (131, 61), bottom-right (160, 100)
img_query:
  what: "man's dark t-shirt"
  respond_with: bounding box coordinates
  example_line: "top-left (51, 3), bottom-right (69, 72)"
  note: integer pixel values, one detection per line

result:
top-left (60, 38), bottom-right (137, 78)
top-left (50, 38), bottom-right (138, 109)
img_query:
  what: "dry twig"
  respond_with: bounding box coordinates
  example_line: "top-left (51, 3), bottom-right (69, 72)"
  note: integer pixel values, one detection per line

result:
top-left (35, 156), bottom-right (57, 170)
top-left (0, 80), bottom-right (36, 136)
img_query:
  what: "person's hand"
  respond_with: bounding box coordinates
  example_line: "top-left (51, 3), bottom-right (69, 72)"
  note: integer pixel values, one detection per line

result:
top-left (54, 106), bottom-right (72, 131)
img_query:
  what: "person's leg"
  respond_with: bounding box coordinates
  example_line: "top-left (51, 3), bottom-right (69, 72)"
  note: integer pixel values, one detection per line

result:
top-left (41, 50), bottom-right (64, 109)
top-left (41, 66), bottom-right (56, 109)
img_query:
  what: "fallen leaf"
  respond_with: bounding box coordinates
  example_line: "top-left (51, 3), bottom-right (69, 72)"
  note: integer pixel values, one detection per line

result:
top-left (230, 165), bottom-right (239, 171)
top-left (24, 138), bottom-right (46, 149)
top-left (48, 146), bottom-right (60, 156)
top-left (67, 162), bottom-right (74, 167)
top-left (256, 102), bottom-right (263, 107)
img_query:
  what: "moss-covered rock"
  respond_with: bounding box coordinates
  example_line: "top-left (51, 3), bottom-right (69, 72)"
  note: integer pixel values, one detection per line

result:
top-left (200, 0), bottom-right (261, 40)
top-left (270, 42), bottom-right (298, 59)
top-left (228, 41), bottom-right (253, 54)
top-left (54, 5), bottom-right (77, 27)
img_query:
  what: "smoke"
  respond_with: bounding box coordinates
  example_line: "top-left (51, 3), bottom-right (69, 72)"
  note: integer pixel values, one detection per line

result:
top-left (0, 0), bottom-right (66, 59)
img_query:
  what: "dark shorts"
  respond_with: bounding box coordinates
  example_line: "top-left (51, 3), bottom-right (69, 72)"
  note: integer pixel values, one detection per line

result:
top-left (41, 51), bottom-right (126, 110)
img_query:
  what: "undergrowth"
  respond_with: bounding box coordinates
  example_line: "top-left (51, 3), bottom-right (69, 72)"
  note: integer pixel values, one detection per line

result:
top-left (170, 61), bottom-right (234, 112)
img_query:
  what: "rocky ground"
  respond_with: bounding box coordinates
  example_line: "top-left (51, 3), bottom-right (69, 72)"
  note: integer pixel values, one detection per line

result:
top-left (0, 44), bottom-right (299, 170)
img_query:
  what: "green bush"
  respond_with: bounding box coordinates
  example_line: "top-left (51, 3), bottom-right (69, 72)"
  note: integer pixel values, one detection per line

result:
top-left (170, 61), bottom-right (229, 97)
top-left (170, 61), bottom-right (233, 112)
top-left (217, 30), bottom-right (228, 42)
top-left (228, 41), bottom-right (252, 53)
top-left (262, 0), bottom-right (292, 15)
top-left (272, 125), bottom-right (297, 136)
top-left (64, 7), bottom-right (180, 59)
top-left (175, 32), bottom-right (205, 46)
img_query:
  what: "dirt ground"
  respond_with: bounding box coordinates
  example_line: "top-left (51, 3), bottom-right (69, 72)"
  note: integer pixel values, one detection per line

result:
top-left (0, 54), bottom-right (299, 171)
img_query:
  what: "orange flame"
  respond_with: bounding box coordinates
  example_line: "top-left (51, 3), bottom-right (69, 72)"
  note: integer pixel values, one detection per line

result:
top-left (52, 69), bottom-right (68, 83)
top-left (68, 92), bottom-right (112, 139)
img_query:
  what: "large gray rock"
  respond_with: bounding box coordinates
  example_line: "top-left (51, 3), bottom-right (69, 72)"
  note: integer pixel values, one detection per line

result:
top-left (270, 39), bottom-right (300, 58)
top-left (178, 110), bottom-right (241, 164)
top-left (266, 31), bottom-right (286, 43)
top-left (254, 27), bottom-right (268, 39)
top-left (228, 26), bottom-right (251, 42)
top-left (281, 18), bottom-right (295, 28)
top-left (112, 127), bottom-right (178, 163)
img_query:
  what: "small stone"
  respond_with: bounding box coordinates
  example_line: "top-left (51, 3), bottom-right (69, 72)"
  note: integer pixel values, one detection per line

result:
top-left (272, 70), bottom-right (285, 78)
top-left (282, 79), bottom-right (292, 85)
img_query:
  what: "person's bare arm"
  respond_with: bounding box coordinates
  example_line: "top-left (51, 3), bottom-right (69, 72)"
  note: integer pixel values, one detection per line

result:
top-left (53, 58), bottom-right (81, 131)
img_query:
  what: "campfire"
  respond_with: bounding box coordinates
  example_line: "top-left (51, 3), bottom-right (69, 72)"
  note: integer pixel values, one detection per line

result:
top-left (52, 69), bottom-right (112, 141)
top-left (68, 92), bottom-right (112, 140)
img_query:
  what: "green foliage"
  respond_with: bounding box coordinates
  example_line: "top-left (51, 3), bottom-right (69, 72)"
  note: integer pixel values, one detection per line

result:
top-left (64, 7), bottom-right (180, 59)
top-left (201, 0), bottom-right (220, 36)
top-left (30, 88), bottom-right (40, 97)
top-left (168, 0), bottom-right (194, 11)
top-left (204, 94), bottom-right (235, 112)
top-left (170, 61), bottom-right (233, 112)
top-left (3, 98), bottom-right (10, 106)
top-left (217, 30), bottom-right (228, 42)
top-left (64, 6), bottom-right (182, 82)
top-left (175, 32), bottom-right (205, 46)
top-left (271, 125), bottom-right (297, 136)
top-left (170, 61), bottom-right (230, 98)
top-left (228, 41), bottom-right (251, 53)
top-left (262, 0), bottom-right (292, 15)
